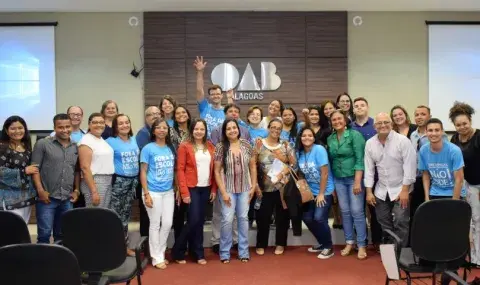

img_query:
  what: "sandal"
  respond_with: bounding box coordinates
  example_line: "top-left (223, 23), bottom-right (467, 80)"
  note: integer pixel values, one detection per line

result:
top-left (239, 258), bottom-right (250, 263)
top-left (197, 259), bottom-right (207, 265)
top-left (256, 248), bottom-right (265, 255)
top-left (154, 262), bottom-right (167, 269)
top-left (126, 248), bottom-right (136, 257)
top-left (221, 259), bottom-right (230, 264)
top-left (175, 260), bottom-right (187, 264)
top-left (274, 246), bottom-right (284, 255)
top-left (357, 248), bottom-right (368, 260)
top-left (341, 244), bottom-right (353, 256)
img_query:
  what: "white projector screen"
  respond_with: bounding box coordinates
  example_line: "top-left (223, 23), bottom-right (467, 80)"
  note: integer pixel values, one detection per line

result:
top-left (428, 24), bottom-right (480, 131)
top-left (0, 25), bottom-right (56, 131)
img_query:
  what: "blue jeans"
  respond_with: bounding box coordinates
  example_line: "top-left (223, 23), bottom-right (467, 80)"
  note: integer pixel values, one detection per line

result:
top-left (303, 194), bottom-right (333, 249)
top-left (172, 186), bottom-right (211, 260)
top-left (335, 177), bottom-right (367, 247)
top-left (219, 191), bottom-right (249, 260)
top-left (36, 198), bottom-right (72, 244)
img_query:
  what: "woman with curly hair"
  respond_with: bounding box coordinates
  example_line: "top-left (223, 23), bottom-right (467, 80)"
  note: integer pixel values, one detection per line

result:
top-left (449, 101), bottom-right (480, 268)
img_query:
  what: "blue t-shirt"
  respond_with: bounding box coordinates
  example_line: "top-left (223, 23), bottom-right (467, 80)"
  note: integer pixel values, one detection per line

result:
top-left (351, 117), bottom-right (377, 141)
top-left (140, 143), bottom-right (175, 192)
top-left (106, 136), bottom-right (140, 177)
top-left (418, 141), bottom-right (466, 197)
top-left (281, 122), bottom-right (304, 148)
top-left (297, 144), bottom-right (335, 196)
top-left (198, 98), bottom-right (225, 138)
top-left (248, 125), bottom-right (268, 145)
top-left (167, 119), bottom-right (174, 128)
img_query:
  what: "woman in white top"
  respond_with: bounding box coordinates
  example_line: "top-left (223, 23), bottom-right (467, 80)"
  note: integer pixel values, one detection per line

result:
top-left (78, 113), bottom-right (114, 208)
top-left (259, 100), bottom-right (284, 129)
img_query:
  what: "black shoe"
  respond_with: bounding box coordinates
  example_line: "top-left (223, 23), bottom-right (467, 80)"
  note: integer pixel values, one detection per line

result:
top-left (232, 243), bottom-right (239, 251)
top-left (212, 244), bottom-right (220, 254)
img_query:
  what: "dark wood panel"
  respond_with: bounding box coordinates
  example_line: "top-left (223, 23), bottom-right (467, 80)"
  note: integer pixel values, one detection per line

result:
top-left (185, 58), bottom-right (306, 106)
top-left (144, 59), bottom-right (187, 106)
top-left (307, 57), bottom-right (348, 104)
top-left (185, 14), bottom-right (306, 58)
top-left (144, 13), bottom-right (186, 59)
top-left (306, 13), bottom-right (347, 58)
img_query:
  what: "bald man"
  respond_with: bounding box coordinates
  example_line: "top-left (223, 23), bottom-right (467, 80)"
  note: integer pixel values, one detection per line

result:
top-left (364, 113), bottom-right (417, 247)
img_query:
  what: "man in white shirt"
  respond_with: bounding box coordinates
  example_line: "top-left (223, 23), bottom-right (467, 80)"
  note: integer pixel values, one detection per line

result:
top-left (365, 113), bottom-right (417, 247)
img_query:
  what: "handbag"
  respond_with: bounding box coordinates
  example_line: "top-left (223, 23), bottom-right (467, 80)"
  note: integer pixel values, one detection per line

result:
top-left (287, 166), bottom-right (314, 204)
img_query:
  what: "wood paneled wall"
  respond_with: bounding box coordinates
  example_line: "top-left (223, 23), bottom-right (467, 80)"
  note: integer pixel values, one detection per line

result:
top-left (144, 12), bottom-right (348, 117)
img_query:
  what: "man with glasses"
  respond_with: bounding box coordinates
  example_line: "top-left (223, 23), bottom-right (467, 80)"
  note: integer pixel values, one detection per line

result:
top-left (50, 106), bottom-right (85, 143)
top-left (365, 113), bottom-right (416, 247)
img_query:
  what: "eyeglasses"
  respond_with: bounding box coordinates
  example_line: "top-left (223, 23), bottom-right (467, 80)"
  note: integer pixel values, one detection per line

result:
top-left (375, 121), bottom-right (391, 126)
top-left (68, 113), bottom-right (83, 118)
top-left (90, 121), bottom-right (105, 125)
top-left (147, 112), bottom-right (161, 117)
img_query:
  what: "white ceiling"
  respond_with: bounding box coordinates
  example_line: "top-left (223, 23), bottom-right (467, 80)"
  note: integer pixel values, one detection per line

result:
top-left (2, 0), bottom-right (480, 12)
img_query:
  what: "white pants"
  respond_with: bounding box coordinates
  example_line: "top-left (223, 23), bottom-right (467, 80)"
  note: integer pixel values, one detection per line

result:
top-left (143, 190), bottom-right (174, 266)
top-left (466, 182), bottom-right (480, 265)
top-left (2, 201), bottom-right (32, 224)
top-left (211, 194), bottom-right (238, 245)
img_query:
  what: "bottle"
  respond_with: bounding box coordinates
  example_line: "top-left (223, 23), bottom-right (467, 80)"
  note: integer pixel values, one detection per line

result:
top-left (254, 197), bottom-right (262, 210)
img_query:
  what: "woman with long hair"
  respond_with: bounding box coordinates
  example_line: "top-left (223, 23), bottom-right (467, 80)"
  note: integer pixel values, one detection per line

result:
top-left (259, 100), bottom-right (284, 129)
top-left (159, 95), bottom-right (177, 127)
top-left (297, 126), bottom-right (335, 259)
top-left (390, 105), bottom-right (416, 139)
top-left (170, 105), bottom-right (191, 149)
top-left (173, 118), bottom-right (217, 265)
top-left (140, 118), bottom-right (177, 269)
top-left (449, 102), bottom-right (480, 267)
top-left (320, 100), bottom-right (336, 120)
top-left (106, 114), bottom-right (140, 256)
top-left (0, 116), bottom-right (37, 222)
top-left (327, 110), bottom-right (367, 260)
top-left (336, 93), bottom-right (354, 122)
top-left (306, 105), bottom-right (331, 146)
top-left (280, 107), bottom-right (302, 148)
top-left (254, 119), bottom-right (296, 256)
top-left (100, 100), bottom-right (119, 139)
top-left (214, 119), bottom-right (257, 263)
top-left (78, 113), bottom-right (114, 208)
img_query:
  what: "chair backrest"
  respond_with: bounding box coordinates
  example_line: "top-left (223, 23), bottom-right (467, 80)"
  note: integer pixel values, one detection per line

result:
top-left (0, 211), bottom-right (31, 247)
top-left (61, 208), bottom-right (126, 272)
top-left (411, 199), bottom-right (471, 262)
top-left (0, 244), bottom-right (81, 285)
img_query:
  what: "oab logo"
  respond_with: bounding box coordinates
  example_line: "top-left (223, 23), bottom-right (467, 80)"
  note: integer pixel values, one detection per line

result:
top-left (210, 62), bottom-right (281, 100)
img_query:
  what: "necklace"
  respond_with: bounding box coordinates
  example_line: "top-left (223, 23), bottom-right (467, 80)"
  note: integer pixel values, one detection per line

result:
top-left (9, 142), bottom-right (23, 150)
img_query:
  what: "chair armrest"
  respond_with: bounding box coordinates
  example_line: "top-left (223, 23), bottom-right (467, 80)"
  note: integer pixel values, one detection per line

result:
top-left (97, 275), bottom-right (110, 285)
top-left (444, 271), bottom-right (468, 285)
top-left (384, 229), bottom-right (403, 258)
top-left (134, 236), bottom-right (149, 274)
top-left (54, 240), bottom-right (63, 245)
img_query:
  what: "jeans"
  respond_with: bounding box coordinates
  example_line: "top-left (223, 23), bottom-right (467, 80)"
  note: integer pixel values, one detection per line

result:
top-left (143, 190), bottom-right (174, 266)
top-left (172, 186), bottom-right (211, 260)
top-left (335, 177), bottom-right (367, 247)
top-left (375, 194), bottom-right (410, 248)
top-left (36, 198), bottom-right (72, 244)
top-left (211, 193), bottom-right (238, 245)
top-left (219, 191), bottom-right (249, 260)
top-left (303, 194), bottom-right (333, 249)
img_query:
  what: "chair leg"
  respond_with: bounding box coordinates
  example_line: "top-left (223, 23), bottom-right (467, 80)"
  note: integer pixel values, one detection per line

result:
top-left (432, 273), bottom-right (436, 285)
top-left (126, 281), bottom-right (130, 285)
top-left (406, 273), bottom-right (412, 285)
top-left (384, 276), bottom-right (389, 285)
top-left (137, 274), bottom-right (142, 285)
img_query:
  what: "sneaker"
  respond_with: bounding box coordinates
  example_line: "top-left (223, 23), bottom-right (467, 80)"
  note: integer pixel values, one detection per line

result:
top-left (317, 248), bottom-right (334, 259)
top-left (308, 245), bottom-right (322, 253)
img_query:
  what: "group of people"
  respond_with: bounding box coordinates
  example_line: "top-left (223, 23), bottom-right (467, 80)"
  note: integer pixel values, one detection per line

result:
top-left (0, 56), bottom-right (478, 275)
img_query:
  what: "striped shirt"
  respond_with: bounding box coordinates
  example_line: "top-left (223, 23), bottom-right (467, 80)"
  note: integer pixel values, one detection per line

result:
top-left (214, 139), bottom-right (254, 194)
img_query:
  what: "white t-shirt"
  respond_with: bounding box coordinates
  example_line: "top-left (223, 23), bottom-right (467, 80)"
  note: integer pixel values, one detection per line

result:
top-left (259, 116), bottom-right (282, 129)
top-left (195, 148), bottom-right (211, 187)
top-left (78, 133), bottom-right (114, 175)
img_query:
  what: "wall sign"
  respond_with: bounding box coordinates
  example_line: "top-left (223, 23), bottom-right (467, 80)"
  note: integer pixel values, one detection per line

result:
top-left (211, 62), bottom-right (282, 100)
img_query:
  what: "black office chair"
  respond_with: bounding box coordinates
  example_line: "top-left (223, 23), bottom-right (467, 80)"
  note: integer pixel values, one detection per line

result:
top-left (61, 208), bottom-right (147, 285)
top-left (0, 243), bottom-right (99, 285)
top-left (0, 210), bottom-right (31, 247)
top-left (384, 199), bottom-right (472, 285)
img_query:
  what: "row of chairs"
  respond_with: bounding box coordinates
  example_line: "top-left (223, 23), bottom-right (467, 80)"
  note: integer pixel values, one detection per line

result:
top-left (0, 208), bottom-right (149, 285)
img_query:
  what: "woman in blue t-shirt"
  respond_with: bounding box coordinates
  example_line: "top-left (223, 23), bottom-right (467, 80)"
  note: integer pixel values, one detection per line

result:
top-left (246, 106), bottom-right (268, 145)
top-left (297, 126), bottom-right (335, 260)
top-left (140, 118), bottom-right (176, 269)
top-left (106, 114), bottom-right (140, 257)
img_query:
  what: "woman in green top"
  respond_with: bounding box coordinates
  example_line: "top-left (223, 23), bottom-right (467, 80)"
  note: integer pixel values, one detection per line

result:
top-left (327, 110), bottom-right (368, 260)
